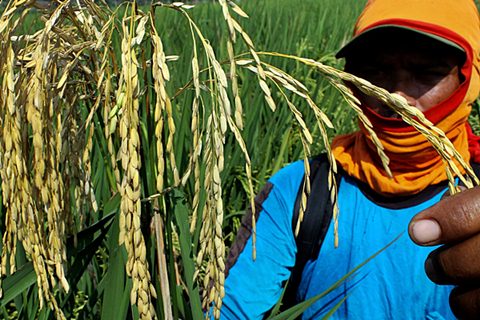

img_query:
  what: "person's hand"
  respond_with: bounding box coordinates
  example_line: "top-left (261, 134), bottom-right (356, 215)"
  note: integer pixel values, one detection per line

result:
top-left (408, 187), bottom-right (480, 319)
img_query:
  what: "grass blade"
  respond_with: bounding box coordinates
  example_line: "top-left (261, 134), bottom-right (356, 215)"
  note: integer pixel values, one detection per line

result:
top-left (171, 189), bottom-right (203, 319)
top-left (0, 263), bottom-right (36, 308)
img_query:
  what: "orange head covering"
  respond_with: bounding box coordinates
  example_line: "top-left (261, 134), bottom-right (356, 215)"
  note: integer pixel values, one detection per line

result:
top-left (332, 0), bottom-right (480, 196)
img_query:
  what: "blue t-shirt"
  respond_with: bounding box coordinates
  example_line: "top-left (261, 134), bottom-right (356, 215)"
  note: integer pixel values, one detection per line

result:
top-left (220, 160), bottom-right (455, 319)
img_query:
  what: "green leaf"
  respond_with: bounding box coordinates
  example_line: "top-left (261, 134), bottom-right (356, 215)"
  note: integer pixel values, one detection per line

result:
top-left (171, 189), bottom-right (203, 319)
top-left (67, 206), bottom-right (117, 256)
top-left (322, 295), bottom-right (349, 319)
top-left (61, 195), bottom-right (119, 310)
top-left (0, 262), bottom-right (36, 308)
top-left (272, 127), bottom-right (292, 174)
top-left (37, 305), bottom-right (50, 320)
top-left (267, 280), bottom-right (289, 317)
top-left (62, 223), bottom-right (113, 308)
top-left (1, 306), bottom-right (10, 319)
top-left (101, 202), bottom-right (129, 320)
top-left (25, 286), bottom-right (39, 319)
top-left (165, 199), bottom-right (180, 320)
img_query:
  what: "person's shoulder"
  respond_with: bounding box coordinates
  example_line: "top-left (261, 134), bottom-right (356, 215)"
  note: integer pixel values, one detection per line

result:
top-left (269, 160), bottom-right (304, 181)
top-left (268, 160), bottom-right (305, 196)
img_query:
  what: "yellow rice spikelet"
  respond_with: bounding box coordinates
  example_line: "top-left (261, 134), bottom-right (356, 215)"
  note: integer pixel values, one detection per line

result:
top-left (151, 18), bottom-right (169, 195)
top-left (118, 7), bottom-right (157, 319)
top-left (197, 113), bottom-right (226, 319)
top-left (0, 43), bottom-right (21, 282)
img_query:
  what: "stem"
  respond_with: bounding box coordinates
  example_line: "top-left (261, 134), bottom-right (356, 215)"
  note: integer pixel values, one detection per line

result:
top-left (154, 211), bottom-right (173, 320)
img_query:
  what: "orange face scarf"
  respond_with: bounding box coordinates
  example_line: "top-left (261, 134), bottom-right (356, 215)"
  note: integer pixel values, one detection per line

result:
top-left (332, 0), bottom-right (480, 196)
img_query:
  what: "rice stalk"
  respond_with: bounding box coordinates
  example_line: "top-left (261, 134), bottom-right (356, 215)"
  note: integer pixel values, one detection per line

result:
top-left (150, 12), bottom-right (175, 319)
top-left (256, 52), bottom-right (478, 190)
top-left (304, 96), bottom-right (341, 247)
top-left (315, 59), bottom-right (476, 187)
top-left (40, 2), bottom-right (72, 296)
top-left (45, 110), bottom-right (69, 293)
top-left (216, 3), bottom-right (259, 265)
top-left (268, 79), bottom-right (312, 236)
top-left (198, 112), bottom-right (226, 319)
top-left (104, 69), bottom-right (122, 191)
top-left (182, 8), bottom-right (269, 313)
top-left (218, 0), bottom-right (244, 130)
top-left (185, 16), bottom-right (203, 234)
top-left (82, 6), bottom-right (117, 129)
top-left (239, 59), bottom-right (343, 243)
top-left (320, 54), bottom-right (476, 190)
top-left (117, 5), bottom-right (157, 319)
top-left (176, 14), bottom-right (227, 316)
top-left (201, 86), bottom-right (227, 320)
top-left (150, 15), bottom-right (168, 195)
top-left (174, 8), bottom-right (231, 317)
top-left (10, 2), bottom-right (76, 317)
top-left (231, 17), bottom-right (276, 113)
top-left (0, 42), bottom-right (21, 287)
top-left (349, 79), bottom-right (479, 188)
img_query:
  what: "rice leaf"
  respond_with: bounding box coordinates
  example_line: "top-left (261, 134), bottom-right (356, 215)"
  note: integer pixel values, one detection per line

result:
top-left (0, 263), bottom-right (36, 307)
top-left (171, 189), bottom-right (203, 319)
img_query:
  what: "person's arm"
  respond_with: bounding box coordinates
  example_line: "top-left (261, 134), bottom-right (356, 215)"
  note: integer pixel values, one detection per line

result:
top-left (219, 161), bottom-right (304, 319)
top-left (408, 187), bottom-right (480, 319)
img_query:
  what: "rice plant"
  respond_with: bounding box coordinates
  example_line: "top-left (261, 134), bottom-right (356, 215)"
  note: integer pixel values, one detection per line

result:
top-left (0, 0), bottom-right (476, 319)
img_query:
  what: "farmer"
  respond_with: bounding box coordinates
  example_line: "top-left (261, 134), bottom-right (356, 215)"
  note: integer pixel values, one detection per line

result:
top-left (219, 0), bottom-right (480, 319)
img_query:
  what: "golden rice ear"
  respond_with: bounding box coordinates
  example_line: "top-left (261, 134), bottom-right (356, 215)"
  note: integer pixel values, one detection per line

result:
top-left (331, 80), bottom-right (392, 178)
top-left (264, 52), bottom-right (478, 191)
top-left (236, 59), bottom-right (341, 244)
top-left (117, 5), bottom-right (157, 319)
top-left (0, 42), bottom-right (21, 298)
top-left (219, 0), bottom-right (243, 132)
top-left (1, 1), bottom-right (75, 316)
top-left (345, 70), bottom-right (479, 190)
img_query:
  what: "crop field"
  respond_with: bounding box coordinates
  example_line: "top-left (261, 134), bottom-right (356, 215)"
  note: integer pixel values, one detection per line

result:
top-left (1, 0), bottom-right (479, 319)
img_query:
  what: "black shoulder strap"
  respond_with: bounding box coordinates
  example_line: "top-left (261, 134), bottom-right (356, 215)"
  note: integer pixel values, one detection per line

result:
top-left (281, 153), bottom-right (341, 310)
top-left (279, 159), bottom-right (479, 311)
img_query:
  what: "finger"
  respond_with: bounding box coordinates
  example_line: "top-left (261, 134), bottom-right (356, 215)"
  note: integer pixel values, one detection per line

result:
top-left (450, 286), bottom-right (480, 320)
top-left (409, 187), bottom-right (480, 246)
top-left (424, 233), bottom-right (480, 285)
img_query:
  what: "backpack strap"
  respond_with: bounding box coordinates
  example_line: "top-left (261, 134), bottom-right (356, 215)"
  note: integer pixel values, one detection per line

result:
top-left (279, 159), bottom-right (479, 312)
top-left (281, 153), bottom-right (341, 310)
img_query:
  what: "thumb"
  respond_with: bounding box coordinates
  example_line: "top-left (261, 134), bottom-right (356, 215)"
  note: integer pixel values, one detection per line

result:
top-left (408, 187), bottom-right (480, 246)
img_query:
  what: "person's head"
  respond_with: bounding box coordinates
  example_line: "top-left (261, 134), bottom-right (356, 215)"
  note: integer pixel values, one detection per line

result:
top-left (336, 0), bottom-right (480, 127)
top-left (342, 27), bottom-right (466, 118)
top-left (330, 0), bottom-right (480, 195)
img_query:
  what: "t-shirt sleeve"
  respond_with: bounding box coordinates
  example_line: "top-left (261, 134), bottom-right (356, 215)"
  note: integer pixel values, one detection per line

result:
top-left (218, 160), bottom-right (305, 319)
